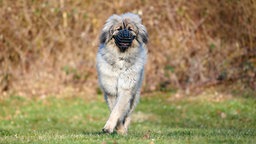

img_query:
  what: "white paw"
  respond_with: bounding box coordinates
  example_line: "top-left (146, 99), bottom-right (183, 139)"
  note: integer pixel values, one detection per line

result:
top-left (102, 122), bottom-right (115, 134)
top-left (102, 127), bottom-right (113, 134)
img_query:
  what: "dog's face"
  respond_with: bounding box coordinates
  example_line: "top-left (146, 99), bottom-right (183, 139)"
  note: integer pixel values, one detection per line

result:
top-left (100, 13), bottom-right (148, 52)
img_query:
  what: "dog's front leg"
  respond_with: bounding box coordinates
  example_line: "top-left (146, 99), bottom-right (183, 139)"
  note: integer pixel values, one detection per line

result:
top-left (102, 71), bottom-right (139, 134)
top-left (102, 88), bottom-right (132, 134)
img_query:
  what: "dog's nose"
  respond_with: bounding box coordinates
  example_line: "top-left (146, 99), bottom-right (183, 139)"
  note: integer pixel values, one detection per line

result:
top-left (123, 29), bottom-right (129, 37)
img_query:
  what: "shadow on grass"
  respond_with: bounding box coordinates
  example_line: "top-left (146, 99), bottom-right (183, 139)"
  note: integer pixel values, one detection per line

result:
top-left (82, 131), bottom-right (105, 136)
top-left (82, 130), bottom-right (143, 138)
top-left (82, 130), bottom-right (120, 136)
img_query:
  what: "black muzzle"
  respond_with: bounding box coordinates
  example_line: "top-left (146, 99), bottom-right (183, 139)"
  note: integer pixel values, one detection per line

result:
top-left (113, 29), bottom-right (135, 52)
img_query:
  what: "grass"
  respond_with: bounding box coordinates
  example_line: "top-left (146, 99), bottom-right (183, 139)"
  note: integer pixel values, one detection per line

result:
top-left (0, 92), bottom-right (255, 144)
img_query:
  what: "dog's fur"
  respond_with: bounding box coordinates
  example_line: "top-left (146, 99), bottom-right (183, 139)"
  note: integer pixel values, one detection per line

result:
top-left (96, 13), bottom-right (148, 134)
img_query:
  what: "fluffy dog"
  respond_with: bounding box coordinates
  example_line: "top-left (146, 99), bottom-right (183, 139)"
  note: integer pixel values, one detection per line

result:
top-left (96, 13), bottom-right (148, 134)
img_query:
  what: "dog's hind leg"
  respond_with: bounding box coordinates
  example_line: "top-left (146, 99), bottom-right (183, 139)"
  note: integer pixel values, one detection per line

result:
top-left (116, 116), bottom-right (130, 134)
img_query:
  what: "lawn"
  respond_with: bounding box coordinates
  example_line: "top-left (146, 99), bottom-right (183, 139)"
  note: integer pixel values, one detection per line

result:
top-left (0, 92), bottom-right (255, 144)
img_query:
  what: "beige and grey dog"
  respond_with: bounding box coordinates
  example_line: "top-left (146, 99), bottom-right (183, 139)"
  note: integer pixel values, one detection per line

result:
top-left (96, 13), bottom-right (148, 134)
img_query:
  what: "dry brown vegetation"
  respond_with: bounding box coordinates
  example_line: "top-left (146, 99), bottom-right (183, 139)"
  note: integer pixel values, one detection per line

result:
top-left (0, 0), bottom-right (255, 97)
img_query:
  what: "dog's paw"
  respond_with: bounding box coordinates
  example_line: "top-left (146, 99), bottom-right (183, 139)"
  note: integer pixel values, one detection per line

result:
top-left (116, 123), bottom-right (127, 135)
top-left (102, 127), bottom-right (114, 134)
top-left (102, 120), bottom-right (116, 134)
top-left (116, 128), bottom-right (127, 135)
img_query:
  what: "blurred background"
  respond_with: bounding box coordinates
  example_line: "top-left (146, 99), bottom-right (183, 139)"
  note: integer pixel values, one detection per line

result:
top-left (0, 0), bottom-right (255, 98)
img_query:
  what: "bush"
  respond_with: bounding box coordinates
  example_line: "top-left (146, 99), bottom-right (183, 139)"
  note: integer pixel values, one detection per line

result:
top-left (0, 0), bottom-right (255, 96)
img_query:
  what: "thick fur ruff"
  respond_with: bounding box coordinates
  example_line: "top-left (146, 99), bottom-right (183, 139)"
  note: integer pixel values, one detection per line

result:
top-left (96, 13), bottom-right (148, 134)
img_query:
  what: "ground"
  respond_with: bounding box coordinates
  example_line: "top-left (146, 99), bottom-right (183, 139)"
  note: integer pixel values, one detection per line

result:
top-left (0, 91), bottom-right (255, 144)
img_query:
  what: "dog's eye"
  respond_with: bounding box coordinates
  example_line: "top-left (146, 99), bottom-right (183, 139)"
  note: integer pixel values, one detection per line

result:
top-left (128, 27), bottom-right (133, 31)
top-left (117, 27), bottom-right (122, 31)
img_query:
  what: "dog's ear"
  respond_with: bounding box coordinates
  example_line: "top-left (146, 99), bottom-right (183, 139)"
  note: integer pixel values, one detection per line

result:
top-left (99, 14), bottom-right (120, 44)
top-left (99, 31), bottom-right (108, 44)
top-left (99, 26), bottom-right (114, 44)
top-left (138, 24), bottom-right (148, 44)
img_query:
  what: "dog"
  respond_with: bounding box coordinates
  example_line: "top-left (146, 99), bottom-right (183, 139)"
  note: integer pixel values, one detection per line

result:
top-left (96, 13), bottom-right (148, 134)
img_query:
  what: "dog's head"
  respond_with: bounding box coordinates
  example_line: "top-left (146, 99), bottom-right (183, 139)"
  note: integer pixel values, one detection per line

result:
top-left (100, 13), bottom-right (148, 52)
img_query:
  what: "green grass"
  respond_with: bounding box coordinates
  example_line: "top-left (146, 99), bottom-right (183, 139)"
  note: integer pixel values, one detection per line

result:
top-left (0, 93), bottom-right (255, 144)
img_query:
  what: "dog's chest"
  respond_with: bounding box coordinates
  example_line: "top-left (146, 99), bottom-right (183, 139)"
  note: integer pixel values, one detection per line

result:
top-left (114, 57), bottom-right (131, 71)
top-left (99, 48), bottom-right (138, 74)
